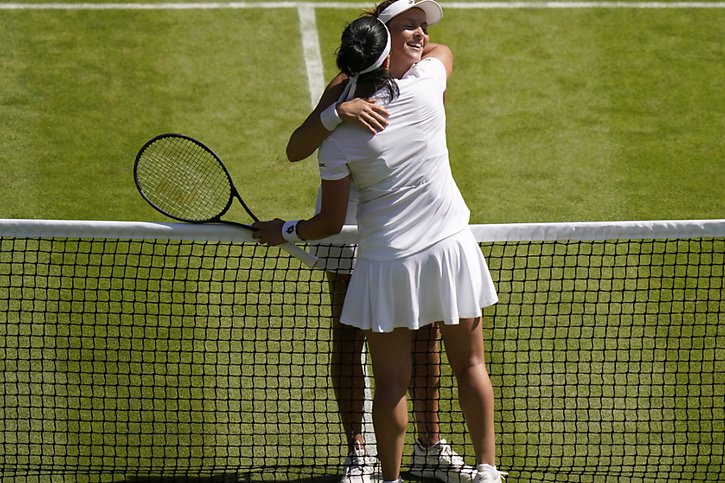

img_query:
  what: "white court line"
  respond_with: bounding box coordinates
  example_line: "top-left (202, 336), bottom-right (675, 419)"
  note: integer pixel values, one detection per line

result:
top-left (297, 4), bottom-right (325, 109)
top-left (1, 2), bottom-right (725, 9)
top-left (293, 4), bottom-right (378, 453)
top-left (292, 2), bottom-right (378, 455)
top-left (445, 1), bottom-right (725, 7)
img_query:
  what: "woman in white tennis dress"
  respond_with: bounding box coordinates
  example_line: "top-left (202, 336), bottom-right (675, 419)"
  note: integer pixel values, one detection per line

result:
top-left (253, 13), bottom-right (505, 483)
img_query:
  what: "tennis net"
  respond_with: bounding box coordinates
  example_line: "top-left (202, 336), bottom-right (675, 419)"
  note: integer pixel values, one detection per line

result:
top-left (1, 219), bottom-right (723, 482)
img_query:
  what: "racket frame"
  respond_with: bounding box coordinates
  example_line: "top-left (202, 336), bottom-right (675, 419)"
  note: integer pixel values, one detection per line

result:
top-left (134, 133), bottom-right (319, 268)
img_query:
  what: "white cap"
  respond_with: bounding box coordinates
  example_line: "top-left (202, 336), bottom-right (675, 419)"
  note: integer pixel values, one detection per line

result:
top-left (378, 0), bottom-right (443, 26)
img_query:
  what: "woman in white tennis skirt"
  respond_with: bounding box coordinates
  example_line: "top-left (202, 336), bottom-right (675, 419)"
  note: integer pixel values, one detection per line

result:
top-left (253, 13), bottom-right (505, 483)
top-left (286, 2), bottom-right (478, 482)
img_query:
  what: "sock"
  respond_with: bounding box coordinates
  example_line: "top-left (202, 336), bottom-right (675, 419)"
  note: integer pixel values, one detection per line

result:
top-left (478, 463), bottom-right (498, 474)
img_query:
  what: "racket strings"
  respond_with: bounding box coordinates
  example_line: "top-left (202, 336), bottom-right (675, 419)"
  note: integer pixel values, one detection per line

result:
top-left (137, 137), bottom-right (232, 221)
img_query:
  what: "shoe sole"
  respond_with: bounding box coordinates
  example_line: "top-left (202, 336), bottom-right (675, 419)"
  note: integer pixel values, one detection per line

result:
top-left (409, 468), bottom-right (475, 483)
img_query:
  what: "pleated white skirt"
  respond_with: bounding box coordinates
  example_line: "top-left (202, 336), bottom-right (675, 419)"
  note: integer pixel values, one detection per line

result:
top-left (340, 228), bottom-right (498, 333)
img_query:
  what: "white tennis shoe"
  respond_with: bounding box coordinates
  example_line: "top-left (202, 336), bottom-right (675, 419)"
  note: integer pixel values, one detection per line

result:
top-left (339, 443), bottom-right (379, 483)
top-left (409, 439), bottom-right (477, 482)
top-left (474, 464), bottom-right (508, 482)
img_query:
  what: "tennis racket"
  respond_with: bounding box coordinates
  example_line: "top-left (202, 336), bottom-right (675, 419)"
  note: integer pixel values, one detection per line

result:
top-left (133, 133), bottom-right (319, 268)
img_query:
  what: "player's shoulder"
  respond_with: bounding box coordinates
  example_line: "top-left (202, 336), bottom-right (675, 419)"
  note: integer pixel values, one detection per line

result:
top-left (409, 57), bottom-right (448, 88)
top-left (421, 44), bottom-right (453, 76)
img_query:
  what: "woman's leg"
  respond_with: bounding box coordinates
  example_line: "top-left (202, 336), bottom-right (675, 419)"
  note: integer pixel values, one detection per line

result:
top-left (438, 317), bottom-right (496, 466)
top-left (409, 323), bottom-right (478, 482)
top-left (330, 274), bottom-right (445, 450)
top-left (366, 328), bottom-right (414, 481)
top-left (327, 272), bottom-right (367, 450)
top-left (410, 323), bottom-right (441, 445)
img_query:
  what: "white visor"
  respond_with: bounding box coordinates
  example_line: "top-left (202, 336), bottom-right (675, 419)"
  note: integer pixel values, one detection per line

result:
top-left (378, 0), bottom-right (443, 26)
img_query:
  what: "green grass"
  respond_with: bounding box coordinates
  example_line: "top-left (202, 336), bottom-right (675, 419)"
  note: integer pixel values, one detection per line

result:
top-left (439, 8), bottom-right (724, 222)
top-left (1, 4), bottom-right (723, 223)
top-left (1, 7), bottom-right (320, 221)
top-left (1, 2), bottom-right (724, 482)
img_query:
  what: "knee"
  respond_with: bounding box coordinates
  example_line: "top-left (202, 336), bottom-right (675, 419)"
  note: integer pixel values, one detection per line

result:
top-left (374, 371), bottom-right (410, 403)
top-left (374, 381), bottom-right (408, 410)
top-left (449, 358), bottom-right (487, 383)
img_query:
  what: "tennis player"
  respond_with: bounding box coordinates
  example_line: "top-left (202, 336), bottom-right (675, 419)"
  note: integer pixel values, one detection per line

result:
top-left (253, 10), bottom-right (506, 483)
top-left (285, 1), bottom-right (475, 482)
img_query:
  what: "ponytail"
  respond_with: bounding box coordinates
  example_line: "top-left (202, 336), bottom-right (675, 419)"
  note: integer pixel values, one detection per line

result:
top-left (335, 16), bottom-right (399, 101)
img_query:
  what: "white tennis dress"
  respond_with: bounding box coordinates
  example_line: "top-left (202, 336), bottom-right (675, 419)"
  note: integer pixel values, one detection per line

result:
top-left (318, 58), bottom-right (498, 332)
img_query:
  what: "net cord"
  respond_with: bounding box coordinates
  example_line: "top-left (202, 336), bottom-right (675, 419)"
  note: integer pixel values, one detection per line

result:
top-left (1, 218), bottom-right (723, 243)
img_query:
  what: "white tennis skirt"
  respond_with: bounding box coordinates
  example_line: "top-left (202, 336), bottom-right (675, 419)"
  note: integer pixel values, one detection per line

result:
top-left (340, 228), bottom-right (498, 333)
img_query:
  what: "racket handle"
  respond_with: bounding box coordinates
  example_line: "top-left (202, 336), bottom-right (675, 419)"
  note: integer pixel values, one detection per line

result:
top-left (280, 242), bottom-right (319, 269)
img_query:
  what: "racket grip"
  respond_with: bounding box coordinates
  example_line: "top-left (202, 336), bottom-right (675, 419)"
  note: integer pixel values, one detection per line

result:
top-left (280, 242), bottom-right (320, 269)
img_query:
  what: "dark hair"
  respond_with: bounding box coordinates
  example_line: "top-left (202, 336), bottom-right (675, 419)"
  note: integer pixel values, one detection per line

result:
top-left (336, 16), bottom-right (399, 101)
top-left (367, 0), bottom-right (397, 18)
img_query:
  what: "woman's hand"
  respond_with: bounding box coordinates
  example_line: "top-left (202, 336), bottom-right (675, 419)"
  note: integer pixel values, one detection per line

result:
top-left (338, 98), bottom-right (390, 134)
top-left (251, 218), bottom-right (285, 246)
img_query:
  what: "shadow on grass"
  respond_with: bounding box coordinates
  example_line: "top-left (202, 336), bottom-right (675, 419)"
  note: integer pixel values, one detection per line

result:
top-left (117, 470), bottom-right (435, 482)
top-left (117, 473), bottom-right (338, 482)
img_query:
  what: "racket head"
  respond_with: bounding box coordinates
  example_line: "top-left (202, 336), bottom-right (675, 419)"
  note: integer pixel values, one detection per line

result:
top-left (134, 133), bottom-right (235, 223)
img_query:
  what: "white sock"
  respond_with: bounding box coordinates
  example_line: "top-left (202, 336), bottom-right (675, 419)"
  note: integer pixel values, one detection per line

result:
top-left (478, 463), bottom-right (498, 474)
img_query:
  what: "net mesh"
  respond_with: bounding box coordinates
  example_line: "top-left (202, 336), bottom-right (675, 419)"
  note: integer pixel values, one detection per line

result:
top-left (1, 219), bottom-right (723, 482)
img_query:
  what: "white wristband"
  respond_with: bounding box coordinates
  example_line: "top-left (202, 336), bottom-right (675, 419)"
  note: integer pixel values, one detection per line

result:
top-left (281, 220), bottom-right (303, 243)
top-left (320, 103), bottom-right (342, 131)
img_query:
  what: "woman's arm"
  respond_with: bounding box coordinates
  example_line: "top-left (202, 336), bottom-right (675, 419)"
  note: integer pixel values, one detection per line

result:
top-left (423, 42), bottom-right (453, 78)
top-left (285, 43), bottom-right (454, 163)
top-left (251, 177), bottom-right (351, 244)
top-left (286, 74), bottom-right (390, 162)
top-left (286, 74), bottom-right (346, 162)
